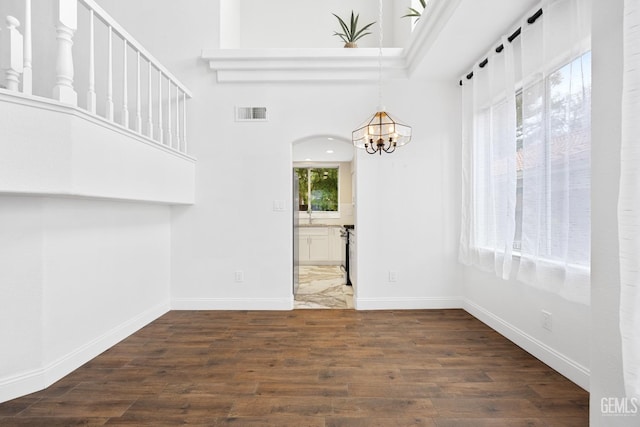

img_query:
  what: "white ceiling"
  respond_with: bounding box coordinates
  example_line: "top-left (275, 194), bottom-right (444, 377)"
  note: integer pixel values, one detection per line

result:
top-left (414, 0), bottom-right (541, 81)
top-left (292, 136), bottom-right (354, 163)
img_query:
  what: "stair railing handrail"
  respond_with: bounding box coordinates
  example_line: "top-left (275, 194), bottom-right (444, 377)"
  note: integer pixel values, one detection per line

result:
top-left (78, 0), bottom-right (192, 98)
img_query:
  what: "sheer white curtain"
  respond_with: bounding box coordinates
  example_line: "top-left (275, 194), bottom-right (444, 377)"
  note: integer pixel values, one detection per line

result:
top-left (516, 0), bottom-right (592, 304)
top-left (620, 0), bottom-right (640, 402)
top-left (460, 0), bottom-right (591, 303)
top-left (459, 36), bottom-right (517, 280)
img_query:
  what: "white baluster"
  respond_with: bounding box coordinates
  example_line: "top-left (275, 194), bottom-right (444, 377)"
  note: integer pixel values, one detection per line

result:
top-left (122, 38), bottom-right (129, 128)
top-left (86, 9), bottom-right (96, 113)
top-left (1, 16), bottom-right (23, 92)
top-left (147, 62), bottom-right (153, 139)
top-left (106, 26), bottom-right (114, 121)
top-left (53, 0), bottom-right (77, 105)
top-left (157, 71), bottom-right (163, 143)
top-left (175, 86), bottom-right (180, 150)
top-left (135, 51), bottom-right (142, 132)
top-left (182, 92), bottom-right (187, 153)
top-left (167, 81), bottom-right (172, 148)
top-left (22, 0), bottom-right (32, 94)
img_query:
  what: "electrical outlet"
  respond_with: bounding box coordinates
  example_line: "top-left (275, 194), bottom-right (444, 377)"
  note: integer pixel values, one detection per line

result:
top-left (234, 271), bottom-right (244, 283)
top-left (541, 310), bottom-right (552, 331)
top-left (388, 271), bottom-right (398, 282)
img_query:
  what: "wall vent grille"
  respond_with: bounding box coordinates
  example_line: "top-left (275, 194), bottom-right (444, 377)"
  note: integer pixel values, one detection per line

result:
top-left (236, 107), bottom-right (268, 122)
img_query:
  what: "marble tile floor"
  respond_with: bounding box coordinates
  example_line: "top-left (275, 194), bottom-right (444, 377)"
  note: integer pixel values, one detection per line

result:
top-left (294, 265), bottom-right (354, 309)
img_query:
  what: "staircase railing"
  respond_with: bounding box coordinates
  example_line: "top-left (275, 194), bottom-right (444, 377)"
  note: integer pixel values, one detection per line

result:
top-left (0, 0), bottom-right (192, 154)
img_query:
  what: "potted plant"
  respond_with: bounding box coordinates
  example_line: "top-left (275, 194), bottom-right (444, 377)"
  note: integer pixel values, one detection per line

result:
top-left (402, 0), bottom-right (427, 20)
top-left (332, 11), bottom-right (375, 48)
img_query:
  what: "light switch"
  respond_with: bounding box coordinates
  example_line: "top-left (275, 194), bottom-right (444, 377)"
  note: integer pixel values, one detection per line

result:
top-left (273, 200), bottom-right (286, 211)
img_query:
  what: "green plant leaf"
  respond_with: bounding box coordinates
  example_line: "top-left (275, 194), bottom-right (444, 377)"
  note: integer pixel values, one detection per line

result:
top-left (402, 0), bottom-right (427, 19)
top-left (402, 8), bottom-right (422, 18)
top-left (353, 21), bottom-right (375, 41)
top-left (333, 31), bottom-right (348, 43)
top-left (333, 13), bottom-right (350, 39)
top-left (351, 11), bottom-right (357, 39)
top-left (332, 10), bottom-right (374, 43)
top-left (353, 31), bottom-right (372, 42)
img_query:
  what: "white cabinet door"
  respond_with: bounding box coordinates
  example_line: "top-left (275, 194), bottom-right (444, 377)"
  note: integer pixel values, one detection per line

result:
top-left (299, 227), bottom-right (341, 265)
top-left (308, 235), bottom-right (329, 261)
top-left (298, 235), bottom-right (310, 262)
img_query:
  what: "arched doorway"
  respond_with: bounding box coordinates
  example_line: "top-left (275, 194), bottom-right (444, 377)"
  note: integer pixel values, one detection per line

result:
top-left (292, 135), bottom-right (356, 309)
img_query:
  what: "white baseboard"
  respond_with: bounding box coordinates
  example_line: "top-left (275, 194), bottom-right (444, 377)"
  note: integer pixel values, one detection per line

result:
top-left (171, 297), bottom-right (294, 311)
top-left (463, 298), bottom-right (590, 391)
top-left (355, 296), bottom-right (463, 310)
top-left (0, 302), bottom-right (170, 404)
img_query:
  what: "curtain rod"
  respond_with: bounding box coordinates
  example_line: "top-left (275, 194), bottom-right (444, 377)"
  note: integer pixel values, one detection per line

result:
top-left (459, 8), bottom-right (543, 86)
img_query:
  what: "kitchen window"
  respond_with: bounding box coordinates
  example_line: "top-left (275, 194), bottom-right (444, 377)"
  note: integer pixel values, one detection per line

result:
top-left (295, 167), bottom-right (339, 217)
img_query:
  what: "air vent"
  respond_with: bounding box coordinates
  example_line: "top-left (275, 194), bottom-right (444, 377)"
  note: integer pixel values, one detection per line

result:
top-left (236, 107), bottom-right (268, 122)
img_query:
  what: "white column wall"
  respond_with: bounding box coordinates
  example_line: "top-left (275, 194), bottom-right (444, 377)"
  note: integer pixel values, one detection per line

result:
top-left (355, 79), bottom-right (463, 309)
top-left (0, 197), bottom-right (44, 397)
top-left (590, 0), bottom-right (629, 424)
top-left (0, 196), bottom-right (171, 403)
top-left (41, 198), bottom-right (171, 369)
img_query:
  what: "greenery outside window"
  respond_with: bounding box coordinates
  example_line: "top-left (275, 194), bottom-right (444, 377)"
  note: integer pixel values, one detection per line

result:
top-left (295, 166), bottom-right (339, 216)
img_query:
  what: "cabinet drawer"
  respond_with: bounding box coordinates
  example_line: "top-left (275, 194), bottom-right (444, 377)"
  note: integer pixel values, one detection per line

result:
top-left (298, 227), bottom-right (328, 236)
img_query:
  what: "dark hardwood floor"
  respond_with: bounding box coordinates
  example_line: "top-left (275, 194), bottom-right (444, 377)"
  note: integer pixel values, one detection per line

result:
top-left (0, 309), bottom-right (588, 426)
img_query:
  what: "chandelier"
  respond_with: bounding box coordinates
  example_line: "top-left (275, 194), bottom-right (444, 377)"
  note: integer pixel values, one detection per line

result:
top-left (352, 0), bottom-right (412, 155)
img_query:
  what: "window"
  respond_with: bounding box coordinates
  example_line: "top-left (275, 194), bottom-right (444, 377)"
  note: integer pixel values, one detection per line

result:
top-left (459, 0), bottom-right (591, 303)
top-left (295, 167), bottom-right (339, 214)
top-left (516, 51), bottom-right (591, 268)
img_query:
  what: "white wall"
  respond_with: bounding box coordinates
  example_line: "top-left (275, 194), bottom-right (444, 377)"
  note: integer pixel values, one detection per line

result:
top-left (356, 78), bottom-right (462, 308)
top-left (41, 198), bottom-right (171, 369)
top-left (461, 264), bottom-right (590, 389)
top-left (94, 0), bottom-right (461, 310)
top-left (0, 197), bottom-right (44, 399)
top-left (0, 196), bottom-right (171, 402)
top-left (4, 1), bottom-right (630, 418)
top-left (224, 0), bottom-right (412, 48)
top-left (590, 0), bottom-right (630, 425)
top-left (0, 94), bottom-right (195, 204)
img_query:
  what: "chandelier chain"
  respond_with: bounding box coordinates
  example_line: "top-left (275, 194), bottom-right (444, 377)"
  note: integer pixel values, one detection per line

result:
top-left (378, 0), bottom-right (383, 109)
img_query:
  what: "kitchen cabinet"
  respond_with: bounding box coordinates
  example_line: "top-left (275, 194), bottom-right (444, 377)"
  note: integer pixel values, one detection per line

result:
top-left (299, 227), bottom-right (329, 263)
top-left (298, 226), bottom-right (343, 265)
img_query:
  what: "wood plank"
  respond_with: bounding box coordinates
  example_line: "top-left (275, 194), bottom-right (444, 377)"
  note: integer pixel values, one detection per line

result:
top-left (0, 310), bottom-right (588, 424)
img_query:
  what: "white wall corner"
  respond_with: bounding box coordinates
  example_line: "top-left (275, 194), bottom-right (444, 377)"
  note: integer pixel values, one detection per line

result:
top-left (463, 298), bottom-right (590, 391)
top-left (0, 302), bottom-right (169, 404)
top-left (403, 0), bottom-right (464, 76)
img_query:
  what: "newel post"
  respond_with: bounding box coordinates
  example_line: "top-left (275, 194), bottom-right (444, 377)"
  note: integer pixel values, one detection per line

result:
top-left (1, 16), bottom-right (24, 92)
top-left (52, 0), bottom-right (77, 105)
